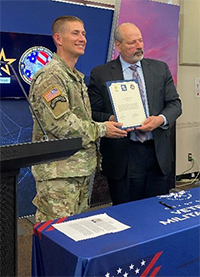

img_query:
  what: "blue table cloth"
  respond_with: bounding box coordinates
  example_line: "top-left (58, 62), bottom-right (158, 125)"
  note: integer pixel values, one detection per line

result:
top-left (32, 187), bottom-right (200, 277)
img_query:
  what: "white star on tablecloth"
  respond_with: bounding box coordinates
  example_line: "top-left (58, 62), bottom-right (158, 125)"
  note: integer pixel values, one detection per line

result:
top-left (117, 267), bottom-right (122, 274)
top-left (141, 259), bottom-right (146, 266)
top-left (135, 268), bottom-right (140, 274)
top-left (129, 264), bottom-right (134, 270)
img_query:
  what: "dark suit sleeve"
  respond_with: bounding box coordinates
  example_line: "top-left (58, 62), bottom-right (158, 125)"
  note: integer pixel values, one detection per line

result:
top-left (145, 60), bottom-right (182, 175)
top-left (88, 67), bottom-right (113, 122)
top-left (88, 60), bottom-right (130, 179)
top-left (143, 59), bottom-right (182, 128)
top-left (160, 62), bottom-right (182, 127)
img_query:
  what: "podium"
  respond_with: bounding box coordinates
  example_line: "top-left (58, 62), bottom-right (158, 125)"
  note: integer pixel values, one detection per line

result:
top-left (0, 138), bottom-right (82, 277)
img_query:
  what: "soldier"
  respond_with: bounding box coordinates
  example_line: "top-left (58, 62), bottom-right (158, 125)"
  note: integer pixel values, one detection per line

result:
top-left (29, 15), bottom-right (130, 222)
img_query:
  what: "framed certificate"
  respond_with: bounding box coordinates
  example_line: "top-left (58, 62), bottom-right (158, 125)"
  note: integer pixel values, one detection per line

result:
top-left (106, 80), bottom-right (147, 129)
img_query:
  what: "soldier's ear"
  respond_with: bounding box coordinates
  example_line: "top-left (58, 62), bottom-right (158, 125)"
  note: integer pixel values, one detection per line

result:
top-left (53, 33), bottom-right (62, 46)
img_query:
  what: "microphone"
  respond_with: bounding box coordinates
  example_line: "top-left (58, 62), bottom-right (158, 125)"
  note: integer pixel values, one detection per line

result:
top-left (0, 60), bottom-right (49, 141)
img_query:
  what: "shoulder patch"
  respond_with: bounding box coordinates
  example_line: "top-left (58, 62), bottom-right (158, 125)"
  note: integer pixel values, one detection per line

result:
top-left (43, 86), bottom-right (62, 102)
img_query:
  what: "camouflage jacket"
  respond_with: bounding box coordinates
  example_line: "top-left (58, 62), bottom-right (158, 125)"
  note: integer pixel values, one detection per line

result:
top-left (29, 53), bottom-right (106, 180)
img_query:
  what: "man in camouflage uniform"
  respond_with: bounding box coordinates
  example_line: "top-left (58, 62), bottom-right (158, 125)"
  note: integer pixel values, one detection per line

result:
top-left (29, 15), bottom-right (129, 222)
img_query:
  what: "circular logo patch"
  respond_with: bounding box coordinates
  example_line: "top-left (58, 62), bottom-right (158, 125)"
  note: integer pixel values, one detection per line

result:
top-left (19, 46), bottom-right (53, 85)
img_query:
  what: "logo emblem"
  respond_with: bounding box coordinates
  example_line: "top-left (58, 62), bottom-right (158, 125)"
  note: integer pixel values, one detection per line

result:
top-left (121, 84), bottom-right (127, 91)
top-left (19, 46), bottom-right (53, 85)
top-left (158, 190), bottom-right (192, 201)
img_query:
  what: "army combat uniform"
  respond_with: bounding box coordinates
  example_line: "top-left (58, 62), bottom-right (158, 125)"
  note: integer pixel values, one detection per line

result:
top-left (29, 53), bottom-right (107, 222)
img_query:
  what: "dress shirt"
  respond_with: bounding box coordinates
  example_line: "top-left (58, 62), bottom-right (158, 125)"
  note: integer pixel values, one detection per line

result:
top-left (119, 56), bottom-right (168, 141)
top-left (119, 56), bottom-right (153, 141)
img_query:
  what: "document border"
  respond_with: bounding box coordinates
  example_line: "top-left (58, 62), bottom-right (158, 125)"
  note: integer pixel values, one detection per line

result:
top-left (106, 79), bottom-right (147, 129)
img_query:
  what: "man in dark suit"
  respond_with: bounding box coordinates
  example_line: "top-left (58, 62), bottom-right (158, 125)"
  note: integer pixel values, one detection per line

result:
top-left (88, 22), bottom-right (182, 205)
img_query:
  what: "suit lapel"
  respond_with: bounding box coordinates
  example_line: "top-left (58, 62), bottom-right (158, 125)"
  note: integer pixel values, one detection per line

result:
top-left (141, 59), bottom-right (154, 114)
top-left (110, 57), bottom-right (124, 81)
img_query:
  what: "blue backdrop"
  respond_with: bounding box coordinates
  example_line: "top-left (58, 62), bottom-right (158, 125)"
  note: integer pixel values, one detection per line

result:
top-left (0, 0), bottom-right (113, 217)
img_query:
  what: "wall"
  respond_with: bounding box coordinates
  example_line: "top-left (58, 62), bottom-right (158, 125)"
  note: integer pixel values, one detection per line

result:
top-left (152, 0), bottom-right (200, 176)
top-left (144, 0), bottom-right (200, 175)
top-left (176, 0), bottom-right (200, 175)
top-left (146, 0), bottom-right (200, 176)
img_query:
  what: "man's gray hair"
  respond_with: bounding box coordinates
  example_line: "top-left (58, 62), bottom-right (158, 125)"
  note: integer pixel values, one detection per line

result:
top-left (114, 22), bottom-right (137, 42)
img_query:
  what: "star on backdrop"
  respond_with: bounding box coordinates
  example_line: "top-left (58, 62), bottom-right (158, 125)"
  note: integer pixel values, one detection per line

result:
top-left (0, 48), bottom-right (16, 75)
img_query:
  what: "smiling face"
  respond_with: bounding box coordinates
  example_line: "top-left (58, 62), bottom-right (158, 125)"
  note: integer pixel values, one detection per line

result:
top-left (59, 21), bottom-right (87, 58)
top-left (53, 18), bottom-right (87, 65)
top-left (115, 23), bottom-right (144, 64)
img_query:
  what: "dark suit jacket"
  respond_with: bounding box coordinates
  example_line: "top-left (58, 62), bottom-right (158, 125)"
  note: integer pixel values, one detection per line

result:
top-left (88, 57), bottom-right (182, 179)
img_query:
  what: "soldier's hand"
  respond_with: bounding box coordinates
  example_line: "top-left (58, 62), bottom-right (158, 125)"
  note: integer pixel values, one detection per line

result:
top-left (104, 121), bottom-right (128, 138)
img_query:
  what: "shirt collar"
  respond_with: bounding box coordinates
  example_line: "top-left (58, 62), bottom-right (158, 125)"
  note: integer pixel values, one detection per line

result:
top-left (119, 55), bottom-right (142, 71)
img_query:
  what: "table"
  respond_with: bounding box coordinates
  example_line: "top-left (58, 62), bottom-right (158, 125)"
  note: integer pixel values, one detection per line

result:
top-left (32, 187), bottom-right (200, 277)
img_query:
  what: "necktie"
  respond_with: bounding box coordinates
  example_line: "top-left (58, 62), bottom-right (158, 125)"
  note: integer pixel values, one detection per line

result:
top-left (130, 65), bottom-right (147, 143)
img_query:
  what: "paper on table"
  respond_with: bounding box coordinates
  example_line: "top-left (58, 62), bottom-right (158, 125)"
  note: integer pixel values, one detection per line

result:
top-left (52, 213), bottom-right (130, 241)
top-left (107, 80), bottom-right (147, 129)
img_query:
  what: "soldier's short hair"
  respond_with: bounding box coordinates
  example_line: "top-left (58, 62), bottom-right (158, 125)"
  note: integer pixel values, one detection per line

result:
top-left (52, 15), bottom-right (84, 37)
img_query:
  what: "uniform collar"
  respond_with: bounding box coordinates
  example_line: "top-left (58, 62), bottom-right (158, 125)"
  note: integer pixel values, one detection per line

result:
top-left (53, 53), bottom-right (85, 82)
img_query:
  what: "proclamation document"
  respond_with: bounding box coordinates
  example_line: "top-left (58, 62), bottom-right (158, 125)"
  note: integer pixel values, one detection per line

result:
top-left (107, 80), bottom-right (147, 129)
top-left (53, 213), bottom-right (130, 241)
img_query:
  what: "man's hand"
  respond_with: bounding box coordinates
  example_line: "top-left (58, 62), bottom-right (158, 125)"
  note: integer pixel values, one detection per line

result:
top-left (109, 115), bottom-right (116, 121)
top-left (136, 115), bottom-right (164, 132)
top-left (104, 121), bottom-right (128, 138)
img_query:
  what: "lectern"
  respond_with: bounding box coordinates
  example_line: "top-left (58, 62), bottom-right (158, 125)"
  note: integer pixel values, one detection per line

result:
top-left (0, 137), bottom-right (82, 277)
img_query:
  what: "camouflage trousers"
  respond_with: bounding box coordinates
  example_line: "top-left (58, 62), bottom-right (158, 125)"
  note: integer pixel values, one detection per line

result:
top-left (33, 176), bottom-right (90, 222)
